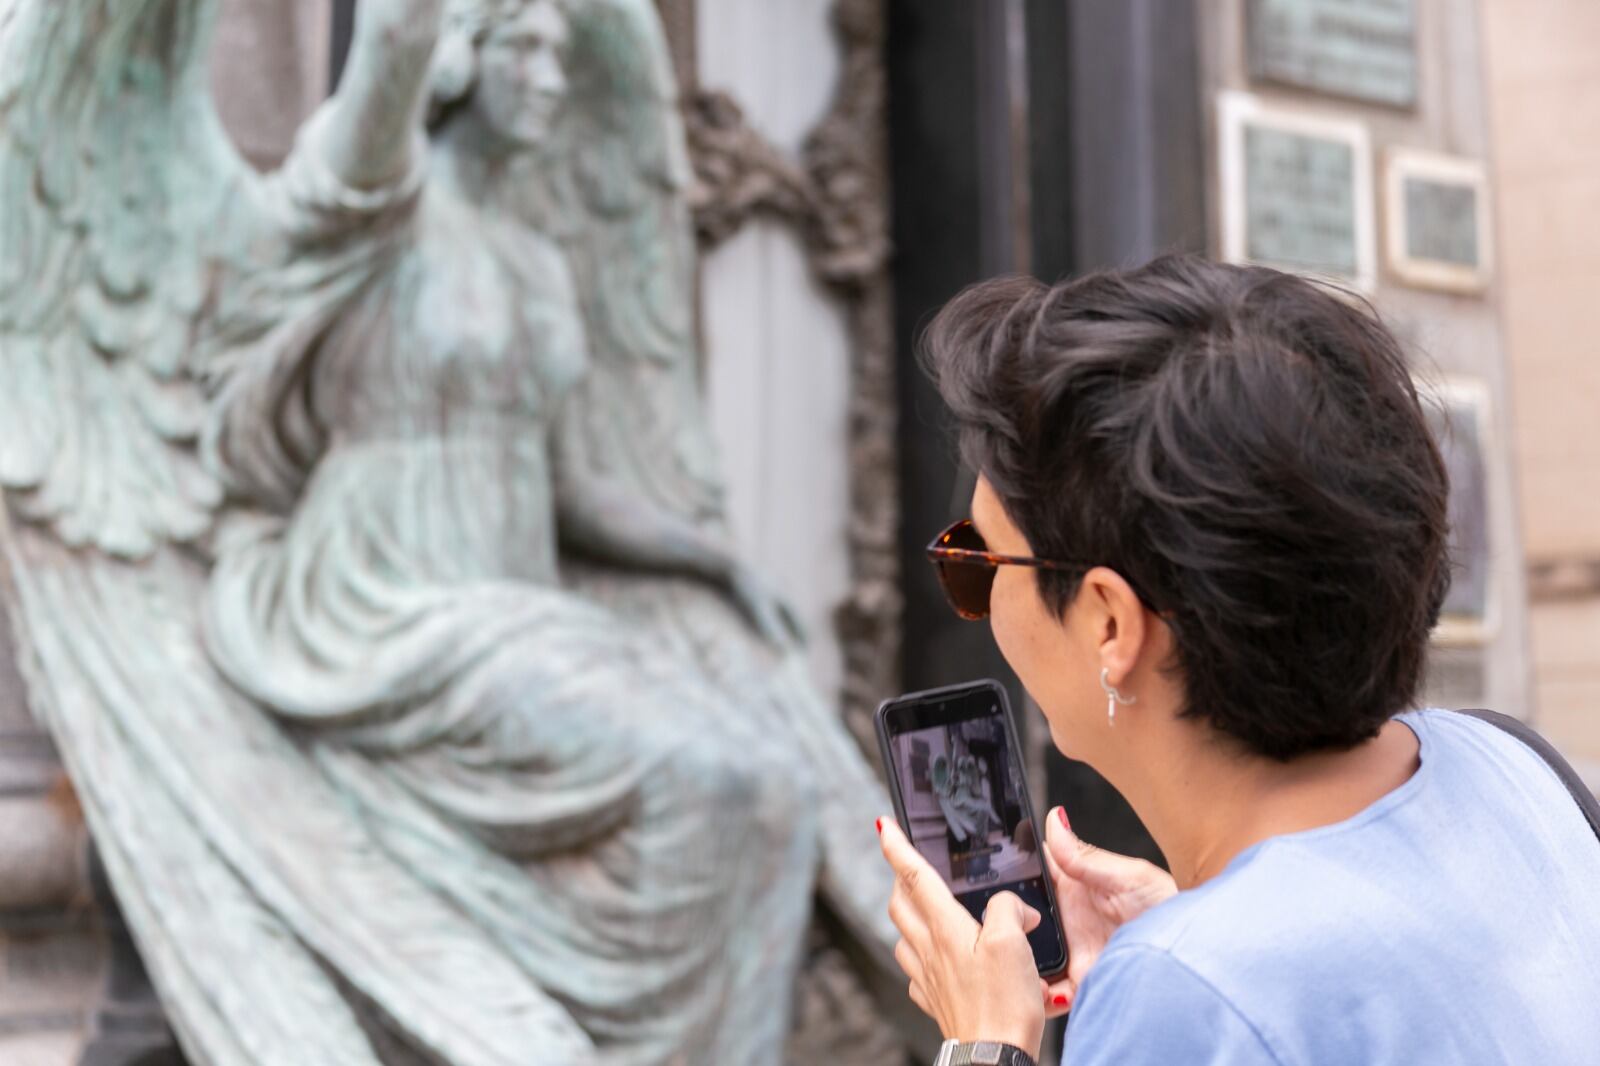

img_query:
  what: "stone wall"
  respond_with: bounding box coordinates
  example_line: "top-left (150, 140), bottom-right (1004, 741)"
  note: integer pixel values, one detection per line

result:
top-left (1481, 0), bottom-right (1600, 783)
top-left (1196, 0), bottom-right (1534, 718)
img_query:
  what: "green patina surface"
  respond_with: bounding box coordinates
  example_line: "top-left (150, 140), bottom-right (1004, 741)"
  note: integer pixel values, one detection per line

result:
top-left (0, 2), bottom-right (907, 1061)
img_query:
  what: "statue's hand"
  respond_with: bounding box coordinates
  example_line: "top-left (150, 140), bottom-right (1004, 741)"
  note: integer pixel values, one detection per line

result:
top-left (722, 563), bottom-right (806, 647)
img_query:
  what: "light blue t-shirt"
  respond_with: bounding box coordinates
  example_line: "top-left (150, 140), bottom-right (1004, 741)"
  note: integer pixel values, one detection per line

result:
top-left (1061, 709), bottom-right (1600, 1065)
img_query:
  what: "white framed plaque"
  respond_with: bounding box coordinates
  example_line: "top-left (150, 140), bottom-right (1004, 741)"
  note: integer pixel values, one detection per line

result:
top-left (1219, 91), bottom-right (1376, 291)
top-left (1384, 149), bottom-right (1492, 293)
top-left (1419, 376), bottom-right (1497, 647)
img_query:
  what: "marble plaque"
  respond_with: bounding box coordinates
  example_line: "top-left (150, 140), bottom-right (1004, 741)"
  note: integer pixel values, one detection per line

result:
top-left (1385, 150), bottom-right (1492, 292)
top-left (1248, 0), bottom-right (1417, 109)
top-left (1421, 377), bottom-right (1495, 646)
top-left (1219, 93), bottom-right (1375, 289)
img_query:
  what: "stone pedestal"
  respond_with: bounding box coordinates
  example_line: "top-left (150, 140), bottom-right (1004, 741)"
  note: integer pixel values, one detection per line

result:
top-left (0, 589), bottom-right (93, 1060)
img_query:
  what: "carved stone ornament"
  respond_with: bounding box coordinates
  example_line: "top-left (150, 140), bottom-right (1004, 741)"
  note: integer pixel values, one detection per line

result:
top-left (0, 0), bottom-right (917, 1061)
top-left (680, 0), bottom-right (902, 754)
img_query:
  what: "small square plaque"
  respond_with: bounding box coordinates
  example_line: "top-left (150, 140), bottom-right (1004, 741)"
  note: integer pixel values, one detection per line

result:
top-left (1385, 150), bottom-right (1492, 293)
top-left (1248, 0), bottom-right (1418, 109)
top-left (1219, 92), bottom-right (1376, 290)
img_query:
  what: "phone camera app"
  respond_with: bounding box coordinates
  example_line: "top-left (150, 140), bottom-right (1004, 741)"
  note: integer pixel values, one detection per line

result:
top-left (888, 716), bottom-right (1044, 896)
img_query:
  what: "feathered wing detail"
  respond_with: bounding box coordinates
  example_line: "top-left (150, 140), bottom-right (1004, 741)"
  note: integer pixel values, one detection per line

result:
top-left (0, 4), bottom-right (598, 1061)
top-left (5, 525), bottom-right (597, 1066)
top-left (0, 0), bottom-right (245, 557)
top-left (518, 0), bottom-right (725, 526)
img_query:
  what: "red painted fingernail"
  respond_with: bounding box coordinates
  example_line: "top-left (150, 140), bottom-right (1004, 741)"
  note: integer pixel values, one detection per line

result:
top-left (1053, 994), bottom-right (1069, 1007)
top-left (875, 817), bottom-right (883, 835)
top-left (1057, 807), bottom-right (1071, 832)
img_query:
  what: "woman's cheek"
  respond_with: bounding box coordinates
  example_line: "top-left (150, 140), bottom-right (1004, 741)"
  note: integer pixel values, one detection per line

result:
top-left (989, 571), bottom-right (1038, 687)
top-left (1000, 574), bottom-right (1081, 725)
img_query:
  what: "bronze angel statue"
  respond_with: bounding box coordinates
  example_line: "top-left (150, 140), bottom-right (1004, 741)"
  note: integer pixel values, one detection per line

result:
top-left (0, 0), bottom-right (912, 1061)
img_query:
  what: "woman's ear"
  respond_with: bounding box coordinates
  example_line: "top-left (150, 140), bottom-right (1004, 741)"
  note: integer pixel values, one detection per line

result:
top-left (1080, 566), bottom-right (1148, 686)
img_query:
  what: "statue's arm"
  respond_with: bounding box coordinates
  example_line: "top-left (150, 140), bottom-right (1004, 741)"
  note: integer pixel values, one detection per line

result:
top-left (554, 466), bottom-right (735, 583)
top-left (553, 444), bottom-right (802, 643)
top-left (313, 0), bottom-right (446, 190)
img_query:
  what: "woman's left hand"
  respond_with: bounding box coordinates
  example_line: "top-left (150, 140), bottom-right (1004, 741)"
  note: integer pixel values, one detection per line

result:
top-left (877, 817), bottom-right (1046, 1057)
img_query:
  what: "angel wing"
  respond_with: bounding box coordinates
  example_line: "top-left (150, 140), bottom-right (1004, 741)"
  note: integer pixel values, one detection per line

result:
top-left (517, 0), bottom-right (726, 528)
top-left (0, 4), bottom-right (595, 1062)
top-left (0, 0), bottom-right (243, 557)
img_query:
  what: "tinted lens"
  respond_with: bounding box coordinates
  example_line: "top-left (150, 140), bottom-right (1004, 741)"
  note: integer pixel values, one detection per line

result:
top-left (930, 521), bottom-right (996, 620)
top-left (941, 521), bottom-right (986, 552)
top-left (935, 558), bottom-right (995, 620)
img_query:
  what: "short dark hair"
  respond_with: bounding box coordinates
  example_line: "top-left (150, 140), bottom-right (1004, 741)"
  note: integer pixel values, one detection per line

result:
top-left (924, 254), bottom-right (1450, 760)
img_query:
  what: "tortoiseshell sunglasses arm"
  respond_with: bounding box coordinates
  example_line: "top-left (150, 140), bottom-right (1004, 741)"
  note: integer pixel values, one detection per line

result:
top-left (924, 520), bottom-right (1092, 572)
top-left (925, 520), bottom-right (1161, 610)
top-left (923, 544), bottom-right (1090, 572)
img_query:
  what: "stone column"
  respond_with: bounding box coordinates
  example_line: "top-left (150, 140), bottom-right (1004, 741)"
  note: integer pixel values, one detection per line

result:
top-left (210, 0), bottom-right (332, 171)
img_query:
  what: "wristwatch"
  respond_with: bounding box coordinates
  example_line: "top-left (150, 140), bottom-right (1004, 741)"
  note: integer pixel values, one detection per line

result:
top-left (933, 1039), bottom-right (1037, 1066)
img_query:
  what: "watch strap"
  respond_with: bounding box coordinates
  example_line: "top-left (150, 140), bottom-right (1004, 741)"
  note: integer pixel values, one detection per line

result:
top-left (935, 1038), bottom-right (1038, 1066)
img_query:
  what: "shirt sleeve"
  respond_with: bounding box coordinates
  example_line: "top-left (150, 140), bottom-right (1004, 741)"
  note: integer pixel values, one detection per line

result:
top-left (1061, 946), bottom-right (1283, 1066)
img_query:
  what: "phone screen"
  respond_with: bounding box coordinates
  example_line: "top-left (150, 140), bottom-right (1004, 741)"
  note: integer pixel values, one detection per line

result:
top-left (877, 681), bottom-right (1068, 976)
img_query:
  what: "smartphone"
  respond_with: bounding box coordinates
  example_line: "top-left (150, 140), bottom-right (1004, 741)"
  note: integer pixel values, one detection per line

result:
top-left (875, 679), bottom-right (1068, 977)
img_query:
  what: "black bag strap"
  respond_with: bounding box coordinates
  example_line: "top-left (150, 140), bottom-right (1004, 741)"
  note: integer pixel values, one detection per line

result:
top-left (1456, 708), bottom-right (1600, 845)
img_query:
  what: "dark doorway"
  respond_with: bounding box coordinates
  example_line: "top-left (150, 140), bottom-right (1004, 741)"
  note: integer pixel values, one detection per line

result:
top-left (887, 0), bottom-right (1207, 869)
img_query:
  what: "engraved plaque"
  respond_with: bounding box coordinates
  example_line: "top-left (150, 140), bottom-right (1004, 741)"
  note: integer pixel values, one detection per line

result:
top-left (1405, 178), bottom-right (1478, 267)
top-left (1219, 93), bottom-right (1375, 288)
top-left (1422, 378), bottom-right (1495, 645)
top-left (1245, 125), bottom-right (1359, 277)
top-left (1248, 0), bottom-right (1417, 109)
top-left (1385, 150), bottom-right (1491, 292)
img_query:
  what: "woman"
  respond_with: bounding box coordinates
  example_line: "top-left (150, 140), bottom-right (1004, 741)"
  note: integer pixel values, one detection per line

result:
top-left (878, 255), bottom-right (1600, 1064)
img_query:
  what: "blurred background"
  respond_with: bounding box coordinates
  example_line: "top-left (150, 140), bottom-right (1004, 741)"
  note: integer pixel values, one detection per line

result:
top-left (1, 0), bottom-right (1596, 1061)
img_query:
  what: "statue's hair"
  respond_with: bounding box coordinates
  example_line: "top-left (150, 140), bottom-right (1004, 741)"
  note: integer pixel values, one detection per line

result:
top-left (429, 0), bottom-right (571, 125)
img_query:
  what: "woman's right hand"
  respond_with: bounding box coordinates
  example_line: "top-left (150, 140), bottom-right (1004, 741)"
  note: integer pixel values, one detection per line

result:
top-left (1039, 807), bottom-right (1177, 1017)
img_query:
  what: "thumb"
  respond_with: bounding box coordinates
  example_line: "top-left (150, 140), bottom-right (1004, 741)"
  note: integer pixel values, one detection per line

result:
top-left (983, 891), bottom-right (1042, 935)
top-left (1044, 806), bottom-right (1090, 874)
top-left (1043, 806), bottom-right (1171, 896)
top-left (1045, 806), bottom-right (1144, 893)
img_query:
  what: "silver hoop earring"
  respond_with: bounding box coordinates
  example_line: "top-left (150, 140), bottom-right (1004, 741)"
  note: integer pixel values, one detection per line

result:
top-left (1100, 667), bottom-right (1136, 726)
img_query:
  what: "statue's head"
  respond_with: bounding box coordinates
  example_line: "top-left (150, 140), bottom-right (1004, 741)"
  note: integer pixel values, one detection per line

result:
top-left (430, 0), bottom-right (571, 148)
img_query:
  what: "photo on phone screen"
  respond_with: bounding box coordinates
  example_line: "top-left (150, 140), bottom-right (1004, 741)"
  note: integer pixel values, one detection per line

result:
top-left (878, 683), bottom-right (1067, 975)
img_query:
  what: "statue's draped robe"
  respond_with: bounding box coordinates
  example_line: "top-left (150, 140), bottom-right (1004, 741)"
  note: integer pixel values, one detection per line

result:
top-left (194, 114), bottom-right (896, 1064)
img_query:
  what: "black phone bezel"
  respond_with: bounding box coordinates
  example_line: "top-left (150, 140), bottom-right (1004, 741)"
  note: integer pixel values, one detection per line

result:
top-left (874, 679), bottom-right (1069, 978)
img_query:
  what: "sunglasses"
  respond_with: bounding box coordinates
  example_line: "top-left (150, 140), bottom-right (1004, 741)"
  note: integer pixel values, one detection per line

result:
top-left (926, 519), bottom-right (1155, 620)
